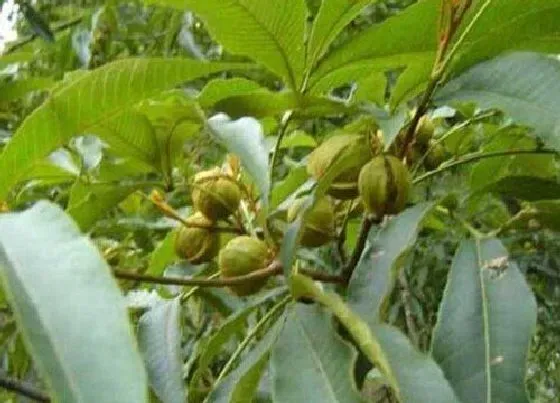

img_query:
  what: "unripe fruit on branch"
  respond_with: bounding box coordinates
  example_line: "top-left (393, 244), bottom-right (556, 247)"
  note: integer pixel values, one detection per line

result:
top-left (358, 155), bottom-right (411, 218)
top-left (287, 197), bottom-right (335, 248)
top-left (414, 115), bottom-right (435, 146)
top-left (174, 212), bottom-right (219, 264)
top-left (218, 236), bottom-right (271, 296)
top-left (306, 135), bottom-right (372, 200)
top-left (424, 143), bottom-right (446, 170)
top-left (191, 168), bottom-right (241, 221)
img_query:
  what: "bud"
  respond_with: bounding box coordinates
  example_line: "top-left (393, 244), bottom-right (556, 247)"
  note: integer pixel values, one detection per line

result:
top-left (287, 197), bottom-right (335, 248)
top-left (191, 168), bottom-right (241, 221)
top-left (358, 155), bottom-right (411, 218)
top-left (174, 212), bottom-right (219, 264)
top-left (218, 236), bottom-right (271, 296)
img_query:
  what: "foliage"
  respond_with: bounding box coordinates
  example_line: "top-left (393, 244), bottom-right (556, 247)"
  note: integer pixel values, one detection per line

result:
top-left (0, 0), bottom-right (559, 402)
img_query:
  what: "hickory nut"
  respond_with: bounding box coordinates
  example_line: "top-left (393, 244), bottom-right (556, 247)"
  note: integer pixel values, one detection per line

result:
top-left (358, 155), bottom-right (411, 218)
top-left (287, 197), bottom-right (335, 248)
top-left (191, 168), bottom-right (241, 221)
top-left (174, 212), bottom-right (219, 264)
top-left (218, 236), bottom-right (271, 296)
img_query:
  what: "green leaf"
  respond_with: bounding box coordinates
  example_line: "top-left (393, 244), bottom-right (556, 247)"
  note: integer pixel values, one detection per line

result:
top-left (482, 176), bottom-right (560, 201)
top-left (0, 201), bottom-right (147, 402)
top-left (347, 203), bottom-right (433, 327)
top-left (147, 0), bottom-right (307, 90)
top-left (309, 0), bottom-right (438, 92)
top-left (93, 110), bottom-right (160, 169)
top-left (190, 289), bottom-right (285, 400)
top-left (389, 53), bottom-right (434, 108)
top-left (431, 238), bottom-right (537, 403)
top-left (147, 231), bottom-right (177, 277)
top-left (271, 304), bottom-right (362, 403)
top-left (208, 114), bottom-right (270, 208)
top-left (290, 274), bottom-right (459, 403)
top-left (270, 166), bottom-right (309, 210)
top-left (353, 72), bottom-right (386, 106)
top-left (307, 0), bottom-right (376, 71)
top-left (0, 58), bottom-right (251, 200)
top-left (198, 78), bottom-right (262, 108)
top-left (138, 298), bottom-right (186, 403)
top-left (279, 130), bottom-right (317, 149)
top-left (450, 0), bottom-right (560, 76)
top-left (66, 182), bottom-right (140, 232)
top-left (20, 2), bottom-right (54, 43)
top-left (468, 126), bottom-right (556, 191)
top-left (206, 316), bottom-right (286, 403)
top-left (0, 78), bottom-right (55, 102)
top-left (436, 52), bottom-right (560, 151)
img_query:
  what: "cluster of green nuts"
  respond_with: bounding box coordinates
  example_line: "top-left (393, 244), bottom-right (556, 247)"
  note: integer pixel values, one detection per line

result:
top-left (305, 116), bottom-right (412, 220)
top-left (173, 166), bottom-right (272, 296)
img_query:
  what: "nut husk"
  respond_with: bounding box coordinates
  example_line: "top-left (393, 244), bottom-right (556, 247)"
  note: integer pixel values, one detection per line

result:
top-left (424, 143), bottom-right (446, 170)
top-left (191, 168), bottom-right (241, 221)
top-left (306, 134), bottom-right (371, 199)
top-left (287, 197), bottom-right (335, 248)
top-left (174, 212), bottom-right (219, 264)
top-left (415, 115), bottom-right (435, 146)
top-left (358, 155), bottom-right (411, 218)
top-left (218, 236), bottom-right (270, 296)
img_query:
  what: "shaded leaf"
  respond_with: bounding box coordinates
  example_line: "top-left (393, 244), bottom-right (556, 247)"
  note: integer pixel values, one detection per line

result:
top-left (0, 58), bottom-right (252, 200)
top-left (431, 238), bottom-right (537, 403)
top-left (482, 176), bottom-right (560, 201)
top-left (347, 203), bottom-right (433, 327)
top-left (21, 2), bottom-right (54, 42)
top-left (66, 182), bottom-right (140, 232)
top-left (206, 316), bottom-right (286, 403)
top-left (436, 52), bottom-right (560, 151)
top-left (0, 201), bottom-right (147, 402)
top-left (290, 275), bottom-right (459, 403)
top-left (198, 78), bottom-right (262, 108)
top-left (450, 0), bottom-right (560, 76)
top-left (190, 289), bottom-right (285, 399)
top-left (138, 298), bottom-right (186, 403)
top-left (147, 231), bottom-right (177, 277)
top-left (0, 78), bottom-right (55, 102)
top-left (271, 304), bottom-right (362, 403)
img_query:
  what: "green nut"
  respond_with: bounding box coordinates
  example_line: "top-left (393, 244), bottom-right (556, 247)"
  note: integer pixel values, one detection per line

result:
top-left (218, 236), bottom-right (270, 296)
top-left (174, 212), bottom-right (219, 264)
top-left (358, 155), bottom-right (411, 218)
top-left (415, 115), bottom-right (435, 146)
top-left (307, 134), bottom-right (371, 200)
top-left (287, 197), bottom-right (335, 248)
top-left (191, 168), bottom-right (241, 221)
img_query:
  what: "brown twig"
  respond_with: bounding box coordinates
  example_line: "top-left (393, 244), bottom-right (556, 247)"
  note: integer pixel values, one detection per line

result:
top-left (399, 0), bottom-right (474, 160)
top-left (341, 214), bottom-right (375, 283)
top-left (0, 372), bottom-right (49, 402)
top-left (113, 260), bottom-right (345, 287)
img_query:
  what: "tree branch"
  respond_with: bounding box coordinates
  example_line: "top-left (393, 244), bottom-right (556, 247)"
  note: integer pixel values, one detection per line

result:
top-left (413, 149), bottom-right (558, 184)
top-left (341, 214), bottom-right (375, 283)
top-left (113, 260), bottom-right (345, 287)
top-left (0, 372), bottom-right (49, 402)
